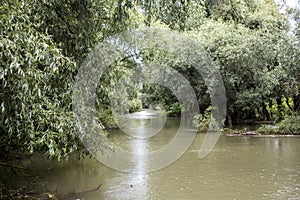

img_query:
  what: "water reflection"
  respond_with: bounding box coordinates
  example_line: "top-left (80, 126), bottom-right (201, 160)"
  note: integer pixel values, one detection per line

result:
top-left (16, 115), bottom-right (300, 200)
top-left (104, 111), bottom-right (151, 199)
top-left (116, 110), bottom-right (167, 138)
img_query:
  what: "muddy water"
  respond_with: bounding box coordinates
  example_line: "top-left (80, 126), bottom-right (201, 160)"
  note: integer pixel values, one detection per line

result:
top-left (22, 111), bottom-right (300, 199)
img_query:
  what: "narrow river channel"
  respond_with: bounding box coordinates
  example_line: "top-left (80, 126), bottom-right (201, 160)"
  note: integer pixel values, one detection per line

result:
top-left (17, 110), bottom-right (300, 199)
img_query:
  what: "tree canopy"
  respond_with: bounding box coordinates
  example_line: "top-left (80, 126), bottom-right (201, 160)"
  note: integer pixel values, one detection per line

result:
top-left (0, 0), bottom-right (299, 161)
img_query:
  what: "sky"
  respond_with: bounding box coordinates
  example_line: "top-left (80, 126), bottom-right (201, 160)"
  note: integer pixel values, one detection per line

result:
top-left (286, 0), bottom-right (298, 8)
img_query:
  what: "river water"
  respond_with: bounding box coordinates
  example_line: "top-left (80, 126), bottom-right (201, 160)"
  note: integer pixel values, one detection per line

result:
top-left (24, 111), bottom-right (300, 199)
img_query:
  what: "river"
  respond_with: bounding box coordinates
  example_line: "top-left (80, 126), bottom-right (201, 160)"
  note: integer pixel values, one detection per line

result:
top-left (16, 111), bottom-right (300, 199)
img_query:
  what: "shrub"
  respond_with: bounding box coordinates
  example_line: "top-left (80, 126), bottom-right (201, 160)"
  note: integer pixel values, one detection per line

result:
top-left (257, 115), bottom-right (300, 135)
top-left (129, 99), bottom-right (142, 113)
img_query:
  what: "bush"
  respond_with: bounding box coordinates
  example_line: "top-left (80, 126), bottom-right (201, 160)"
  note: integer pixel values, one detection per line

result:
top-left (129, 99), bottom-right (142, 113)
top-left (193, 107), bottom-right (212, 132)
top-left (257, 115), bottom-right (300, 135)
top-left (167, 102), bottom-right (181, 116)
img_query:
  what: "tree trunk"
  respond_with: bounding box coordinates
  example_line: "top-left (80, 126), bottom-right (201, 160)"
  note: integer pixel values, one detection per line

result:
top-left (293, 94), bottom-right (300, 114)
top-left (276, 98), bottom-right (283, 120)
top-left (262, 102), bottom-right (270, 121)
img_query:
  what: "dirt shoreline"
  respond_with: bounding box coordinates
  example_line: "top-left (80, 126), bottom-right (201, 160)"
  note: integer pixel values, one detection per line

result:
top-left (225, 131), bottom-right (300, 137)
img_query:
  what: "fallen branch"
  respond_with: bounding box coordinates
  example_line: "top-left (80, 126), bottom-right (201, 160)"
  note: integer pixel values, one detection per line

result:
top-left (57, 182), bottom-right (103, 199)
top-left (0, 162), bottom-right (28, 170)
top-left (36, 182), bottom-right (103, 200)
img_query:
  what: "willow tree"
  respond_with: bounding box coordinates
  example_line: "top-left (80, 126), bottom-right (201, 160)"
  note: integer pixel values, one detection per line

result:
top-left (0, 0), bottom-right (138, 161)
top-left (0, 1), bottom-right (78, 161)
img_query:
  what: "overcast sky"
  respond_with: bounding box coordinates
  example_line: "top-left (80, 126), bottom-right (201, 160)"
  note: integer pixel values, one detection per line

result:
top-left (286, 0), bottom-right (298, 7)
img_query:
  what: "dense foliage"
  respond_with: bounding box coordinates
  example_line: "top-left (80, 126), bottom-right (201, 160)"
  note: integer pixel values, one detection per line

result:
top-left (0, 0), bottom-right (299, 163)
top-left (0, 0), bottom-right (138, 160)
top-left (257, 115), bottom-right (300, 134)
top-left (193, 19), bottom-right (300, 122)
top-left (0, 1), bottom-right (79, 160)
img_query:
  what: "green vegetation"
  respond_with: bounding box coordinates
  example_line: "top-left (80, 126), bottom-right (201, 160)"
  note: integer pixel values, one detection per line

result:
top-left (0, 0), bottom-right (299, 165)
top-left (257, 115), bottom-right (300, 135)
top-left (129, 99), bottom-right (143, 113)
top-left (0, 0), bottom-right (78, 161)
top-left (193, 107), bottom-right (212, 132)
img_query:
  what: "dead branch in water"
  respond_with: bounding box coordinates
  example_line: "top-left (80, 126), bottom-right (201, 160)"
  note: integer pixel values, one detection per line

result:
top-left (0, 162), bottom-right (28, 170)
top-left (34, 182), bottom-right (103, 200)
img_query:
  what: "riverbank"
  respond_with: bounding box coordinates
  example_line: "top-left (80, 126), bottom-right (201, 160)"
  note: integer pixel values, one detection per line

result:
top-left (0, 154), bottom-right (102, 200)
top-left (225, 115), bottom-right (300, 137)
top-left (224, 128), bottom-right (300, 137)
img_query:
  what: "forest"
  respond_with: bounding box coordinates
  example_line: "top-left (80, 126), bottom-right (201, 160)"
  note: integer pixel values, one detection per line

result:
top-left (1, 0), bottom-right (299, 168)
